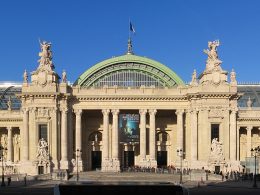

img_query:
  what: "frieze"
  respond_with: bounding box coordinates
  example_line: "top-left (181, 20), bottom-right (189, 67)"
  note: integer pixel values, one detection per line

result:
top-left (75, 96), bottom-right (187, 101)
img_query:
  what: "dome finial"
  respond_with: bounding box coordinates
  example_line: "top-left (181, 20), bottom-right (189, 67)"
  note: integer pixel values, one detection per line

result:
top-left (127, 38), bottom-right (134, 55)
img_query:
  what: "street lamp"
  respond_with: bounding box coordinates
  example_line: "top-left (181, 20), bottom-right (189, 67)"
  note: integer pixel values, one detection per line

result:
top-left (0, 145), bottom-right (7, 187)
top-left (251, 146), bottom-right (260, 188)
top-left (177, 148), bottom-right (184, 184)
top-left (75, 149), bottom-right (82, 182)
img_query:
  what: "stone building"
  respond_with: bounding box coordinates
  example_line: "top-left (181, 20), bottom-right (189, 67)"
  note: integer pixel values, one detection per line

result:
top-left (0, 39), bottom-right (259, 175)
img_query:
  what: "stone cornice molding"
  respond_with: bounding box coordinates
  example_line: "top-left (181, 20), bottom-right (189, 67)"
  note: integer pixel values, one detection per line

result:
top-left (74, 96), bottom-right (187, 102)
top-left (0, 119), bottom-right (23, 122)
top-left (187, 92), bottom-right (238, 100)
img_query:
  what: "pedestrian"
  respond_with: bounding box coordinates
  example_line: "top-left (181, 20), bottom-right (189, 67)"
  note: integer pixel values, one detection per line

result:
top-left (24, 174), bottom-right (27, 186)
top-left (7, 177), bottom-right (11, 186)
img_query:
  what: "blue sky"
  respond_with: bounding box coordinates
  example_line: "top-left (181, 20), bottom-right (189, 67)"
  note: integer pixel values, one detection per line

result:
top-left (0, 0), bottom-right (259, 83)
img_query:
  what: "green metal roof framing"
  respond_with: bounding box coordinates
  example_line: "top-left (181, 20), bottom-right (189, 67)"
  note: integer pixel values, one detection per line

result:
top-left (74, 54), bottom-right (184, 87)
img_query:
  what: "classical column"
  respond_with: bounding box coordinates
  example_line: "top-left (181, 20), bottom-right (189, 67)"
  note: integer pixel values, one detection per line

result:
top-left (190, 110), bottom-right (198, 161)
top-left (7, 127), bottom-right (13, 162)
top-left (22, 108), bottom-right (29, 161)
top-left (230, 110), bottom-right (237, 161)
top-left (75, 109), bottom-right (82, 160)
top-left (149, 109), bottom-right (157, 163)
top-left (176, 109), bottom-right (184, 150)
top-left (102, 109), bottom-right (110, 160)
top-left (246, 126), bottom-right (253, 157)
top-left (139, 109), bottom-right (147, 161)
top-left (60, 108), bottom-right (68, 168)
top-left (112, 109), bottom-right (119, 160)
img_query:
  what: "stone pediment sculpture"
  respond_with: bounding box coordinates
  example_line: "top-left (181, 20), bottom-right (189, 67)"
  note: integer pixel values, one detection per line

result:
top-left (36, 138), bottom-right (50, 164)
top-left (30, 40), bottom-right (60, 87)
top-left (209, 138), bottom-right (225, 163)
top-left (199, 40), bottom-right (228, 85)
top-left (204, 40), bottom-right (222, 72)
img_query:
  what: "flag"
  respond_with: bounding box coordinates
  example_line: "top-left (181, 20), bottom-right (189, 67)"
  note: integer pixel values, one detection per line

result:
top-left (130, 21), bottom-right (135, 34)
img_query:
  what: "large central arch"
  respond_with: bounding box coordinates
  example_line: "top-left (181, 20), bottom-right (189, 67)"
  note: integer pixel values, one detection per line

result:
top-left (74, 54), bottom-right (184, 88)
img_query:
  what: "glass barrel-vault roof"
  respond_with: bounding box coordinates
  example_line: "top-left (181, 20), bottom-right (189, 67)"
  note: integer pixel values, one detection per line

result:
top-left (237, 84), bottom-right (260, 107)
top-left (74, 54), bottom-right (184, 88)
top-left (0, 82), bottom-right (22, 110)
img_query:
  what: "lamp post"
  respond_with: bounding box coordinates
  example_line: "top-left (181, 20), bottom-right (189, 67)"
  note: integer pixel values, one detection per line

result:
top-left (250, 146), bottom-right (260, 188)
top-left (75, 149), bottom-right (82, 182)
top-left (177, 148), bottom-right (184, 184)
top-left (0, 145), bottom-right (7, 187)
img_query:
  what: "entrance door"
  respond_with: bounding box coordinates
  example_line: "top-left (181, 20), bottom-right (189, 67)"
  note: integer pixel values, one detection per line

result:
top-left (215, 166), bottom-right (220, 174)
top-left (38, 166), bottom-right (44, 174)
top-left (123, 151), bottom-right (135, 168)
top-left (92, 151), bottom-right (102, 170)
top-left (157, 151), bottom-right (167, 168)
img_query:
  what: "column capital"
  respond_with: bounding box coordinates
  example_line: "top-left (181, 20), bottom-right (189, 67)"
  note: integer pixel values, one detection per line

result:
top-left (148, 109), bottom-right (157, 115)
top-left (230, 109), bottom-right (238, 115)
top-left (22, 108), bottom-right (29, 113)
top-left (175, 109), bottom-right (184, 116)
top-left (61, 107), bottom-right (68, 113)
top-left (139, 109), bottom-right (147, 115)
top-left (190, 109), bottom-right (198, 114)
top-left (111, 109), bottom-right (119, 115)
top-left (28, 107), bottom-right (36, 113)
top-left (6, 126), bottom-right (12, 131)
top-left (102, 109), bottom-right (110, 115)
top-left (74, 109), bottom-right (82, 116)
top-left (246, 126), bottom-right (253, 132)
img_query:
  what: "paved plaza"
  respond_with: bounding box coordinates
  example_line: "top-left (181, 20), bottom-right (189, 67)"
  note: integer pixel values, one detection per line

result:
top-left (0, 171), bottom-right (259, 195)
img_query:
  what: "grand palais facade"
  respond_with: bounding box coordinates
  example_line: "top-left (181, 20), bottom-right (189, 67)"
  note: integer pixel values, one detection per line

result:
top-left (0, 39), bottom-right (259, 176)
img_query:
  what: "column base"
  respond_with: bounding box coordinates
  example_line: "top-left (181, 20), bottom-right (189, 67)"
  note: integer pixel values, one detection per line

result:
top-left (20, 161), bottom-right (35, 175)
top-left (73, 160), bottom-right (83, 172)
top-left (148, 159), bottom-right (157, 168)
top-left (60, 160), bottom-right (69, 170)
top-left (101, 158), bottom-right (120, 172)
top-left (139, 159), bottom-right (149, 167)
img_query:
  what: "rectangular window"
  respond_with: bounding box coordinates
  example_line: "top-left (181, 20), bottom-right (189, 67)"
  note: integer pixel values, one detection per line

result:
top-left (39, 124), bottom-right (48, 141)
top-left (211, 124), bottom-right (219, 141)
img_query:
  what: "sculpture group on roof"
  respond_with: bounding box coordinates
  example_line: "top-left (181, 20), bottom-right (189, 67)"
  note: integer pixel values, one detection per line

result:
top-left (204, 40), bottom-right (223, 72)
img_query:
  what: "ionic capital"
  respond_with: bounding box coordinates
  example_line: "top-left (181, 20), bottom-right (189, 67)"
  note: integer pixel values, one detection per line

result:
top-left (74, 109), bottom-right (82, 116)
top-left (175, 109), bottom-right (184, 116)
top-left (111, 109), bottom-right (119, 115)
top-left (139, 109), bottom-right (147, 115)
top-left (102, 109), bottom-right (110, 115)
top-left (246, 126), bottom-right (253, 132)
top-left (148, 109), bottom-right (157, 115)
top-left (61, 107), bottom-right (68, 113)
top-left (6, 126), bottom-right (12, 131)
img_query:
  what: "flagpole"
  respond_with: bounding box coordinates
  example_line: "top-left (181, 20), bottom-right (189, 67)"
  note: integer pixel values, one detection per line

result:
top-left (128, 18), bottom-right (131, 41)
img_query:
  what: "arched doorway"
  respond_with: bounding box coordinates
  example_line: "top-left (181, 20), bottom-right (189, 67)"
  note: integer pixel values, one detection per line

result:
top-left (89, 131), bottom-right (102, 170)
top-left (156, 131), bottom-right (169, 168)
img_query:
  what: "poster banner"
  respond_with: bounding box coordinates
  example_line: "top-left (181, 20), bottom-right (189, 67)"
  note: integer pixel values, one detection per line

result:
top-left (119, 114), bottom-right (139, 143)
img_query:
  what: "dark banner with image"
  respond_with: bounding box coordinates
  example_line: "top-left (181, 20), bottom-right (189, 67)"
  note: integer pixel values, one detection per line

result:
top-left (119, 114), bottom-right (139, 143)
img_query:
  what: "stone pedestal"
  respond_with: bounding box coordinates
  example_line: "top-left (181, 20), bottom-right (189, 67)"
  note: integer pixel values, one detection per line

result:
top-left (60, 160), bottom-right (69, 170)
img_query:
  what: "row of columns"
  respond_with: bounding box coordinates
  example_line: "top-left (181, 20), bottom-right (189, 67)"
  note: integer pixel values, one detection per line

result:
top-left (72, 108), bottom-right (184, 165)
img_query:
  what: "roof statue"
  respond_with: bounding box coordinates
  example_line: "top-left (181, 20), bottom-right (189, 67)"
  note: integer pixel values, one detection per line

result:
top-left (203, 40), bottom-right (222, 72)
top-left (7, 96), bottom-right (12, 110)
top-left (23, 69), bottom-right (28, 83)
top-left (247, 97), bottom-right (253, 109)
top-left (62, 70), bottom-right (67, 83)
top-left (230, 69), bottom-right (237, 86)
top-left (190, 69), bottom-right (198, 86)
top-left (38, 40), bottom-right (55, 71)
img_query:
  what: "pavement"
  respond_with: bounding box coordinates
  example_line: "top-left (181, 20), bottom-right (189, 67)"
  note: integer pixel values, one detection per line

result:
top-left (0, 171), bottom-right (259, 195)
